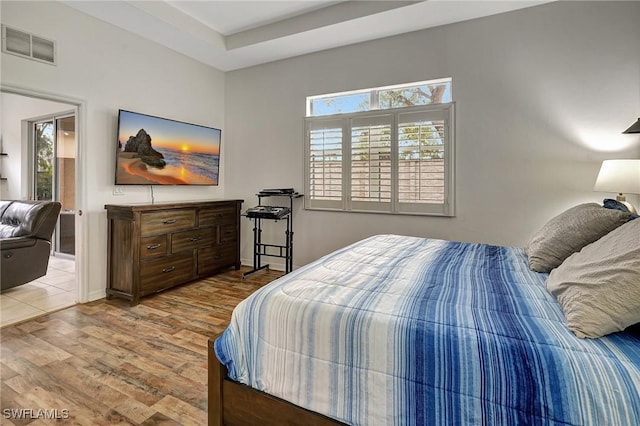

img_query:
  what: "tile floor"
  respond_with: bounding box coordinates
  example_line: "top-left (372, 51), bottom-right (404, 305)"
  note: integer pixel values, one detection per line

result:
top-left (0, 256), bottom-right (76, 327)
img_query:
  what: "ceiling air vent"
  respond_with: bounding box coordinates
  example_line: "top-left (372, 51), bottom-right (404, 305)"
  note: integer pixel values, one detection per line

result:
top-left (2, 25), bottom-right (56, 65)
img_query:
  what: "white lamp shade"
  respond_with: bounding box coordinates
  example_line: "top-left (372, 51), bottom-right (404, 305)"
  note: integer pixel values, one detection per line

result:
top-left (593, 159), bottom-right (640, 194)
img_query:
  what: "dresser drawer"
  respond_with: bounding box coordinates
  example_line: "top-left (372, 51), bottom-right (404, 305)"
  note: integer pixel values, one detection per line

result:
top-left (140, 235), bottom-right (168, 259)
top-left (140, 253), bottom-right (194, 293)
top-left (198, 243), bottom-right (236, 275)
top-left (199, 206), bottom-right (238, 227)
top-left (141, 209), bottom-right (196, 236)
top-left (219, 224), bottom-right (238, 244)
top-left (171, 227), bottom-right (216, 253)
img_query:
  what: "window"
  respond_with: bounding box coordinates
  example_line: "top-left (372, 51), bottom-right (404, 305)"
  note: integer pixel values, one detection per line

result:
top-left (305, 79), bottom-right (454, 216)
top-left (306, 78), bottom-right (451, 116)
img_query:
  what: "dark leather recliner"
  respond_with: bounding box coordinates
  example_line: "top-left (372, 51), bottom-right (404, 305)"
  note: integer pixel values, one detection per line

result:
top-left (0, 200), bottom-right (62, 291)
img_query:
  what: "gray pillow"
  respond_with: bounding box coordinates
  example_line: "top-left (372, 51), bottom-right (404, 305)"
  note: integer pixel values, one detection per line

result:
top-left (545, 218), bottom-right (640, 338)
top-left (526, 203), bottom-right (631, 272)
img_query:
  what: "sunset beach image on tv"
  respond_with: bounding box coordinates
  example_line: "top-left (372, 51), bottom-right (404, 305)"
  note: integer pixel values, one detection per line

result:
top-left (115, 110), bottom-right (221, 185)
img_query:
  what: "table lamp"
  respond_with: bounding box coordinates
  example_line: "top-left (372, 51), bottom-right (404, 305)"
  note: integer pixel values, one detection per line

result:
top-left (593, 159), bottom-right (640, 214)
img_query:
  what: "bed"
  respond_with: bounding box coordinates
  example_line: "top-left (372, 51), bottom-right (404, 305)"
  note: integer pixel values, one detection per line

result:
top-left (210, 231), bottom-right (640, 425)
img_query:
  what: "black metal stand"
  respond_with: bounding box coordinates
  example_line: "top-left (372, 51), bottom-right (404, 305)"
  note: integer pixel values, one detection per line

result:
top-left (242, 192), bottom-right (303, 279)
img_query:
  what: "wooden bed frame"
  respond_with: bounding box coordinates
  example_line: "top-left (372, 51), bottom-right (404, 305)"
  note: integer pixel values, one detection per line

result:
top-left (208, 336), bottom-right (344, 426)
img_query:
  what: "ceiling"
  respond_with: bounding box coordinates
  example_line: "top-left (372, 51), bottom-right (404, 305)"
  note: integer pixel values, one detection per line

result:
top-left (63, 0), bottom-right (552, 71)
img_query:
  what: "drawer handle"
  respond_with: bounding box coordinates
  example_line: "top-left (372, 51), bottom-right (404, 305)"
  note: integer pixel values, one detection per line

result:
top-left (189, 236), bottom-right (202, 242)
top-left (147, 244), bottom-right (162, 250)
top-left (163, 219), bottom-right (177, 224)
top-left (162, 266), bottom-right (175, 273)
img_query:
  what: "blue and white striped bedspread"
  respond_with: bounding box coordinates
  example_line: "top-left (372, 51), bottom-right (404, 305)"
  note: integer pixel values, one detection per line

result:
top-left (214, 234), bottom-right (640, 425)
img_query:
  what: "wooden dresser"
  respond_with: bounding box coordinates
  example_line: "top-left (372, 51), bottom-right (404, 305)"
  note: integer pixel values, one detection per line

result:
top-left (105, 200), bottom-right (242, 305)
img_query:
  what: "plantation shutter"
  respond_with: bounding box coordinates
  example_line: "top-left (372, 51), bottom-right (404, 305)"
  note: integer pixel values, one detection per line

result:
top-left (397, 108), bottom-right (453, 215)
top-left (305, 118), bottom-right (345, 210)
top-left (304, 103), bottom-right (455, 216)
top-left (350, 115), bottom-right (393, 212)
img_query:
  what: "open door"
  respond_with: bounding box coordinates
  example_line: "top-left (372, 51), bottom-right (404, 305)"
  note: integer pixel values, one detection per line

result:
top-left (33, 113), bottom-right (76, 257)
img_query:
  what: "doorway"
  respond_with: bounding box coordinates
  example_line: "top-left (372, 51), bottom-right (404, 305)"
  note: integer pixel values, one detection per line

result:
top-left (0, 87), bottom-right (85, 326)
top-left (32, 113), bottom-right (76, 257)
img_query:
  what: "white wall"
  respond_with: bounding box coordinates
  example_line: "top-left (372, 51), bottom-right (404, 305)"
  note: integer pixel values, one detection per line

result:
top-left (2, 1), bottom-right (639, 292)
top-left (225, 1), bottom-right (640, 267)
top-left (0, 93), bottom-right (74, 200)
top-left (1, 1), bottom-right (226, 301)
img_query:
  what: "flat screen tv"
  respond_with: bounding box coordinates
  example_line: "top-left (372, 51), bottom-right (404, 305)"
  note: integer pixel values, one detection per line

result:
top-left (115, 109), bottom-right (221, 185)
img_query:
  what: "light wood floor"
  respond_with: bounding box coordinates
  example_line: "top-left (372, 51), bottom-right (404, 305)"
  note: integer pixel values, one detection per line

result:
top-left (0, 267), bottom-right (282, 425)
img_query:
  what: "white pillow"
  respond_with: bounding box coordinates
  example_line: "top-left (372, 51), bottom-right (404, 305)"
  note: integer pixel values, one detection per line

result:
top-left (526, 203), bottom-right (631, 273)
top-left (545, 218), bottom-right (640, 338)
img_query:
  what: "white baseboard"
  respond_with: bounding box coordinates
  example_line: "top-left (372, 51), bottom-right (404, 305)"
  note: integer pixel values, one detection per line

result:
top-left (240, 257), bottom-right (286, 272)
top-left (87, 288), bottom-right (106, 302)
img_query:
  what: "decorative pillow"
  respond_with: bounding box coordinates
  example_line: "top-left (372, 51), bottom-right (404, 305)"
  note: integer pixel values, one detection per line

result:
top-left (545, 219), bottom-right (640, 338)
top-left (603, 198), bottom-right (640, 220)
top-left (603, 198), bottom-right (631, 213)
top-left (525, 203), bottom-right (631, 272)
